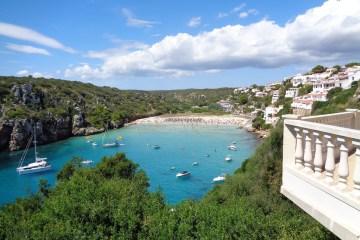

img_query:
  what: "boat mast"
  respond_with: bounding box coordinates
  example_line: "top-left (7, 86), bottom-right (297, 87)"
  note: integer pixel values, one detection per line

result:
top-left (34, 123), bottom-right (37, 160)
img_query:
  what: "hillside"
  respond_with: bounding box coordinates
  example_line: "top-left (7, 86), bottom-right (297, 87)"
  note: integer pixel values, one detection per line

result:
top-left (0, 76), bottom-right (233, 151)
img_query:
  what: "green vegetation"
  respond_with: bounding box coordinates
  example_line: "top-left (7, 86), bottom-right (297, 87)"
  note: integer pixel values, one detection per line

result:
top-left (0, 76), bottom-right (234, 127)
top-left (298, 84), bottom-right (313, 96)
top-left (0, 125), bottom-right (335, 239)
top-left (311, 65), bottom-right (326, 73)
top-left (312, 81), bottom-right (359, 115)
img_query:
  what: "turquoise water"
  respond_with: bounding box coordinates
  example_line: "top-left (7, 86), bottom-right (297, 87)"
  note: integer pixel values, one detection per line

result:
top-left (0, 124), bottom-right (259, 205)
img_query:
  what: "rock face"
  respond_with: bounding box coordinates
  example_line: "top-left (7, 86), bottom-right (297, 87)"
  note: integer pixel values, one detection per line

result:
top-left (5, 117), bottom-right (73, 151)
top-left (11, 84), bottom-right (42, 106)
top-left (0, 120), bottom-right (14, 151)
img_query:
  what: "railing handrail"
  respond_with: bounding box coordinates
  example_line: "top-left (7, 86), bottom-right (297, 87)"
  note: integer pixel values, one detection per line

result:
top-left (285, 119), bottom-right (360, 140)
top-left (302, 112), bottom-right (354, 121)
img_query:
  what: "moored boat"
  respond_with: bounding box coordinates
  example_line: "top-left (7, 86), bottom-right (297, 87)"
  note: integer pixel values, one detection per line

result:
top-left (176, 171), bottom-right (191, 178)
top-left (16, 125), bottom-right (52, 175)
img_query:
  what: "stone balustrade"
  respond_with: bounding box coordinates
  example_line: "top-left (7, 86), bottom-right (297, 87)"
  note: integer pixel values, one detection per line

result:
top-left (286, 118), bottom-right (360, 201)
top-left (281, 110), bottom-right (360, 240)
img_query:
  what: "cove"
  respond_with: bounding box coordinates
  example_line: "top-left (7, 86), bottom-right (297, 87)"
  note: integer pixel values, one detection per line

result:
top-left (0, 124), bottom-right (259, 205)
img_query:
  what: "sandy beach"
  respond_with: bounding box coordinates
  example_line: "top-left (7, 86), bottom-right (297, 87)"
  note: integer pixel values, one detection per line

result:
top-left (133, 114), bottom-right (252, 127)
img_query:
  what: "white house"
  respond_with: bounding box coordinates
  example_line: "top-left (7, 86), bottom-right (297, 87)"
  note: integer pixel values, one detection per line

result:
top-left (264, 105), bottom-right (283, 125)
top-left (271, 90), bottom-right (280, 104)
top-left (285, 88), bottom-right (299, 98)
top-left (291, 92), bottom-right (327, 116)
top-left (255, 91), bottom-right (267, 98)
top-left (217, 100), bottom-right (233, 112)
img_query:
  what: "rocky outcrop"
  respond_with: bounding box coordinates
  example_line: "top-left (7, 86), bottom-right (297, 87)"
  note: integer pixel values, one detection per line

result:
top-left (0, 120), bottom-right (14, 151)
top-left (11, 84), bottom-right (43, 106)
top-left (9, 119), bottom-right (33, 151)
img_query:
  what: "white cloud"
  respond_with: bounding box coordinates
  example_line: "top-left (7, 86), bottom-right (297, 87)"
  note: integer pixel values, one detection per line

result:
top-left (239, 9), bottom-right (258, 18)
top-left (0, 22), bottom-right (74, 53)
top-left (65, 0), bottom-right (360, 79)
top-left (231, 3), bottom-right (247, 13)
top-left (6, 43), bottom-right (50, 56)
top-left (218, 3), bottom-right (246, 18)
top-left (188, 17), bottom-right (202, 28)
top-left (238, 12), bottom-right (249, 19)
top-left (121, 8), bottom-right (159, 28)
top-left (16, 69), bottom-right (53, 78)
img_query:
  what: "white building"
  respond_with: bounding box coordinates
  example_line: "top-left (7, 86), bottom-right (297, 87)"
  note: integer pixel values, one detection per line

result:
top-left (217, 100), bottom-right (233, 112)
top-left (271, 90), bottom-right (280, 104)
top-left (255, 91), bottom-right (267, 98)
top-left (285, 88), bottom-right (299, 98)
top-left (291, 92), bottom-right (327, 116)
top-left (264, 105), bottom-right (283, 125)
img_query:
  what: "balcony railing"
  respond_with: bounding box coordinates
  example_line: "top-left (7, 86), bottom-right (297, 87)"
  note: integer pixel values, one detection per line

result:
top-left (281, 110), bottom-right (360, 240)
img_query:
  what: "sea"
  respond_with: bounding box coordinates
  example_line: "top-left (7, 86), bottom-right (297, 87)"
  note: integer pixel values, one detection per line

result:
top-left (0, 124), bottom-right (259, 205)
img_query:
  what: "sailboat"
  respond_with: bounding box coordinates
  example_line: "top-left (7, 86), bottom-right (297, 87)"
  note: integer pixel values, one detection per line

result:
top-left (102, 127), bottom-right (119, 148)
top-left (16, 126), bottom-right (52, 175)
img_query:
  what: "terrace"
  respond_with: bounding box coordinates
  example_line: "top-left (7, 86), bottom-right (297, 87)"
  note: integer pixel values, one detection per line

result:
top-left (281, 110), bottom-right (360, 240)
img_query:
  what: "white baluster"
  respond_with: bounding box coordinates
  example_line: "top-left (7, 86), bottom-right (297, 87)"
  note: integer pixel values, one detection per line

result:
top-left (313, 132), bottom-right (324, 177)
top-left (294, 128), bottom-right (304, 168)
top-left (303, 130), bottom-right (313, 173)
top-left (352, 141), bottom-right (360, 198)
top-left (337, 138), bottom-right (349, 190)
top-left (324, 135), bottom-right (335, 184)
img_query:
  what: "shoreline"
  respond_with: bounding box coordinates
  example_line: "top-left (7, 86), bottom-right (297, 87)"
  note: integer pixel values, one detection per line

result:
top-left (131, 114), bottom-right (269, 139)
top-left (131, 114), bottom-right (251, 127)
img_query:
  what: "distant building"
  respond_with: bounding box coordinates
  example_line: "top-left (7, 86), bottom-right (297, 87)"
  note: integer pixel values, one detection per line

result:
top-left (264, 105), bottom-right (283, 125)
top-left (291, 92), bottom-right (327, 116)
top-left (255, 91), bottom-right (267, 98)
top-left (285, 88), bottom-right (299, 98)
top-left (217, 100), bottom-right (233, 112)
top-left (271, 90), bottom-right (280, 104)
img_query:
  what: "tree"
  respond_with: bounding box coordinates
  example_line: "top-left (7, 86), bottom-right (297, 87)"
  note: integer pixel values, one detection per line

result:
top-left (311, 65), bottom-right (326, 73)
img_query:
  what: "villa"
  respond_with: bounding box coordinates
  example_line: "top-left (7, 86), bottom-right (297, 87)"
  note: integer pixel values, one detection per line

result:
top-left (285, 88), bottom-right (299, 98)
top-left (264, 105), bottom-right (282, 125)
top-left (255, 91), bottom-right (267, 98)
top-left (281, 110), bottom-right (360, 240)
top-left (217, 100), bottom-right (233, 112)
top-left (271, 90), bottom-right (280, 103)
top-left (291, 92), bottom-right (328, 116)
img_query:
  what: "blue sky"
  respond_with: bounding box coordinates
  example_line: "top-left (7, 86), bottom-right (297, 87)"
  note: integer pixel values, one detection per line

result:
top-left (1, 0), bottom-right (359, 90)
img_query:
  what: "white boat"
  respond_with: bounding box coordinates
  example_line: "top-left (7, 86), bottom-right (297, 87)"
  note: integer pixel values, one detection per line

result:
top-left (225, 155), bottom-right (232, 162)
top-left (102, 142), bottom-right (119, 148)
top-left (152, 144), bottom-right (160, 150)
top-left (192, 162), bottom-right (199, 166)
top-left (102, 128), bottom-right (119, 148)
top-left (176, 171), bottom-right (191, 178)
top-left (92, 142), bottom-right (98, 146)
top-left (170, 166), bottom-right (176, 170)
top-left (81, 160), bottom-right (93, 165)
top-left (16, 126), bottom-right (52, 175)
top-left (213, 175), bottom-right (226, 183)
top-left (227, 144), bottom-right (237, 151)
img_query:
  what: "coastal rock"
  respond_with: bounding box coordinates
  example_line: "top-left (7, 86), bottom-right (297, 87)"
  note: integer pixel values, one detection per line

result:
top-left (9, 119), bottom-right (33, 151)
top-left (0, 120), bottom-right (14, 151)
top-left (11, 84), bottom-right (42, 106)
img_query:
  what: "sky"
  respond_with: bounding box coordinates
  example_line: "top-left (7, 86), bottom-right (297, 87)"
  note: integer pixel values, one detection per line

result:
top-left (0, 0), bottom-right (359, 90)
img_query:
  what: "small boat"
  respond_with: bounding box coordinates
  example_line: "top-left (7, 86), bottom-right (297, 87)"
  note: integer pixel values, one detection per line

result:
top-left (227, 144), bottom-right (237, 151)
top-left (102, 142), bottom-right (119, 148)
top-left (102, 128), bottom-right (119, 148)
top-left (16, 126), bottom-right (52, 175)
top-left (176, 171), bottom-right (191, 178)
top-left (205, 154), bottom-right (210, 158)
top-left (225, 155), bottom-right (232, 162)
top-left (213, 175), bottom-right (226, 183)
top-left (152, 145), bottom-right (160, 150)
top-left (81, 160), bottom-right (93, 165)
top-left (192, 162), bottom-right (199, 166)
top-left (170, 166), bottom-right (176, 170)
top-left (92, 142), bottom-right (98, 146)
